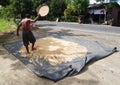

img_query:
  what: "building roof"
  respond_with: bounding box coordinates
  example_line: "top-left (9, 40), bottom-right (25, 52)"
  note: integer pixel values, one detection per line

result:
top-left (114, 2), bottom-right (120, 8)
top-left (88, 4), bottom-right (105, 9)
top-left (88, 2), bottom-right (120, 10)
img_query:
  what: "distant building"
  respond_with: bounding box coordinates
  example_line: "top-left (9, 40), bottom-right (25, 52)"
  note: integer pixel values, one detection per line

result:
top-left (89, 0), bottom-right (120, 4)
top-left (88, 2), bottom-right (120, 26)
top-left (88, 4), bottom-right (106, 24)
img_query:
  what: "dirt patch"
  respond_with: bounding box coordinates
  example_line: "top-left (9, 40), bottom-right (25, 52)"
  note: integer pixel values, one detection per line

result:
top-left (0, 31), bottom-right (14, 44)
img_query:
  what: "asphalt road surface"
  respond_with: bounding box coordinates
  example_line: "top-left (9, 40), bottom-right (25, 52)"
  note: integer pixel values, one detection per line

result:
top-left (36, 21), bottom-right (120, 35)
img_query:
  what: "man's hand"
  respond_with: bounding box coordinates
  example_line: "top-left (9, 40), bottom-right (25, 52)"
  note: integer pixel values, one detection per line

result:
top-left (17, 23), bottom-right (21, 36)
top-left (37, 13), bottom-right (41, 17)
top-left (16, 31), bottom-right (19, 36)
top-left (38, 14), bottom-right (41, 17)
top-left (33, 14), bottom-right (41, 22)
top-left (17, 33), bottom-right (19, 36)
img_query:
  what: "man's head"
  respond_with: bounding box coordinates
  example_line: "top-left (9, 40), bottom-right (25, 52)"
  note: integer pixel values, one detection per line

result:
top-left (25, 14), bottom-right (30, 18)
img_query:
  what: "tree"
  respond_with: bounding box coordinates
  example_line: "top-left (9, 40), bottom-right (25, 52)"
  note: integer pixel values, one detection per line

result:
top-left (64, 0), bottom-right (89, 22)
top-left (65, 0), bottom-right (89, 16)
top-left (49, 0), bottom-right (67, 19)
top-left (0, 0), bottom-right (10, 7)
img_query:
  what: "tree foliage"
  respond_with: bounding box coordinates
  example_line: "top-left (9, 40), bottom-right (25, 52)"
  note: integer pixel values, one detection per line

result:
top-left (0, 0), bottom-right (89, 22)
top-left (65, 0), bottom-right (89, 16)
top-left (0, 0), bottom-right (10, 6)
top-left (49, 0), bottom-right (67, 18)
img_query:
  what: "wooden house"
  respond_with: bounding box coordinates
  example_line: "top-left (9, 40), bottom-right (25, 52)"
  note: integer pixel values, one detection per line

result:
top-left (111, 3), bottom-right (120, 26)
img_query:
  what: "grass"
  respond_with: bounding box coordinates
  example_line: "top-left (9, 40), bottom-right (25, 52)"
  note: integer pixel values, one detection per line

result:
top-left (0, 19), bottom-right (16, 32)
top-left (0, 19), bottom-right (17, 44)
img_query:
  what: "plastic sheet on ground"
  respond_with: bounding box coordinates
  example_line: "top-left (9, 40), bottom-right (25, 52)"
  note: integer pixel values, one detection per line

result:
top-left (3, 36), bottom-right (117, 81)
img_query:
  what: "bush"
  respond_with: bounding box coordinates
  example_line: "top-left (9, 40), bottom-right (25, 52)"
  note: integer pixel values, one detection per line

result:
top-left (0, 19), bottom-right (16, 32)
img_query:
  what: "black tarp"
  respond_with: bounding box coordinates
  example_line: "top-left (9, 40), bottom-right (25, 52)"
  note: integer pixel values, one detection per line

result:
top-left (3, 36), bottom-right (117, 81)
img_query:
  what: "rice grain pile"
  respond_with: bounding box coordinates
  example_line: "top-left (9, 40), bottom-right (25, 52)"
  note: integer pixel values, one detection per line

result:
top-left (19, 37), bottom-right (88, 66)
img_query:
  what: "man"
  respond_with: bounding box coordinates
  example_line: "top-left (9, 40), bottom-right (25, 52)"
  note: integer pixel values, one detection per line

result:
top-left (17, 14), bottom-right (40, 53)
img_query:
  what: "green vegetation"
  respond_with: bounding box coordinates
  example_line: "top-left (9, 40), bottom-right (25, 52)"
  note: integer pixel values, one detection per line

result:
top-left (0, 0), bottom-right (90, 32)
top-left (0, 19), bottom-right (16, 32)
top-left (0, 0), bottom-right (89, 22)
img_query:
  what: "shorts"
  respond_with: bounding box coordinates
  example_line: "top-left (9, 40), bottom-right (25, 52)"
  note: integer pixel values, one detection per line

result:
top-left (22, 31), bottom-right (36, 46)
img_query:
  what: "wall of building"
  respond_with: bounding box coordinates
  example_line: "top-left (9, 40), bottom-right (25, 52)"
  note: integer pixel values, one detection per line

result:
top-left (112, 5), bottom-right (120, 26)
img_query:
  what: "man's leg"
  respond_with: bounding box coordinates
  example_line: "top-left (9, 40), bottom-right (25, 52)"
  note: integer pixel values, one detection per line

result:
top-left (28, 31), bottom-right (36, 50)
top-left (25, 45), bottom-right (30, 53)
top-left (32, 42), bottom-right (36, 50)
top-left (22, 31), bottom-right (30, 53)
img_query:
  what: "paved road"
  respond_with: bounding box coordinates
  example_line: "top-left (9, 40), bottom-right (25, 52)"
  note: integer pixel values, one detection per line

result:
top-left (36, 21), bottom-right (120, 35)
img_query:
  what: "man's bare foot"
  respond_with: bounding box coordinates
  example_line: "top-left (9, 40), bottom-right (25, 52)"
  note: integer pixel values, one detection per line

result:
top-left (32, 48), bottom-right (36, 51)
top-left (27, 51), bottom-right (30, 54)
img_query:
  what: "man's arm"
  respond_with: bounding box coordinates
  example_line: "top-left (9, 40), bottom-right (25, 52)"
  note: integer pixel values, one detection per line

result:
top-left (17, 23), bottom-right (22, 36)
top-left (31, 14), bottom-right (40, 23)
